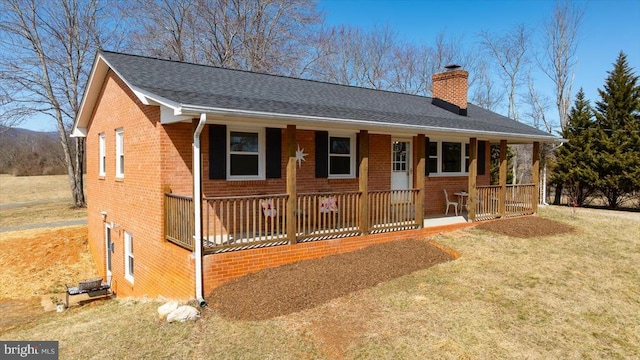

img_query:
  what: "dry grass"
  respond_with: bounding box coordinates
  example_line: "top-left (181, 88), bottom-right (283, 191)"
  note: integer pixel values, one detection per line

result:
top-left (0, 174), bottom-right (73, 204)
top-left (2, 206), bottom-right (639, 359)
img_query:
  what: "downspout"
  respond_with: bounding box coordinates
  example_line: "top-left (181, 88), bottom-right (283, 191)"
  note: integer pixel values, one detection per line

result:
top-left (193, 113), bottom-right (207, 307)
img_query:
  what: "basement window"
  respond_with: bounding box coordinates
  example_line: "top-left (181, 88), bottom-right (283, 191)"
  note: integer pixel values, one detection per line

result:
top-left (124, 231), bottom-right (134, 284)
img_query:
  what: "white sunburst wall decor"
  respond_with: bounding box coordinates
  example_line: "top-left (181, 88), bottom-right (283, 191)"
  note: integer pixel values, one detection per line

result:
top-left (295, 145), bottom-right (308, 167)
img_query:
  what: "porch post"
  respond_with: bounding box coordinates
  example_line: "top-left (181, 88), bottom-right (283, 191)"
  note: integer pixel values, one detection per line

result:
top-left (499, 140), bottom-right (507, 217)
top-left (415, 134), bottom-right (425, 227)
top-left (286, 125), bottom-right (297, 244)
top-left (468, 138), bottom-right (477, 221)
top-left (358, 130), bottom-right (369, 233)
top-left (532, 141), bottom-right (540, 214)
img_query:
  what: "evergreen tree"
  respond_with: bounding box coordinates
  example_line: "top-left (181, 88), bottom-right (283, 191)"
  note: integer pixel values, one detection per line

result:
top-left (593, 52), bottom-right (640, 209)
top-left (552, 88), bottom-right (598, 206)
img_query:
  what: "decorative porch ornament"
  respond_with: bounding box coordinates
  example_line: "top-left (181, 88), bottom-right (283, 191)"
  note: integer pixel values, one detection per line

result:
top-left (295, 145), bottom-right (308, 167)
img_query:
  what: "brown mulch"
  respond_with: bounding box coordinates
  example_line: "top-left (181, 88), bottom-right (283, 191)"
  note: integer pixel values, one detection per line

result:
top-left (475, 216), bottom-right (575, 238)
top-left (208, 239), bottom-right (454, 321)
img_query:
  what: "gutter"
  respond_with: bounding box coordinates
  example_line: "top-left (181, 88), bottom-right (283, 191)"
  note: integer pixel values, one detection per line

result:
top-left (193, 113), bottom-right (207, 307)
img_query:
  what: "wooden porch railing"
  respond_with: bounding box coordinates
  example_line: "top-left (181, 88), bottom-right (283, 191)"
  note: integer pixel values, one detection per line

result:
top-left (369, 189), bottom-right (420, 232)
top-left (164, 185), bottom-right (535, 253)
top-left (165, 193), bottom-right (195, 250)
top-left (505, 184), bottom-right (535, 216)
top-left (475, 185), bottom-right (500, 221)
top-left (202, 194), bottom-right (289, 253)
top-left (296, 191), bottom-right (361, 241)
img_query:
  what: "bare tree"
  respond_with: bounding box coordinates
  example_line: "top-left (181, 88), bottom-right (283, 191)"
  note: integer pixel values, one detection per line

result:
top-left (127, 0), bottom-right (323, 76)
top-left (479, 25), bottom-right (531, 122)
top-left (540, 0), bottom-right (584, 131)
top-left (0, 0), bottom-right (124, 206)
top-left (524, 75), bottom-right (555, 133)
top-left (471, 59), bottom-right (504, 111)
top-left (0, 86), bottom-right (33, 132)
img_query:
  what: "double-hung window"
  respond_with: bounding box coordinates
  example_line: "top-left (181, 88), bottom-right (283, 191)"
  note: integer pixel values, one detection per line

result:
top-left (329, 134), bottom-right (355, 178)
top-left (115, 128), bottom-right (124, 178)
top-left (228, 128), bottom-right (264, 180)
top-left (428, 140), bottom-right (469, 175)
top-left (124, 231), bottom-right (134, 283)
top-left (99, 133), bottom-right (106, 177)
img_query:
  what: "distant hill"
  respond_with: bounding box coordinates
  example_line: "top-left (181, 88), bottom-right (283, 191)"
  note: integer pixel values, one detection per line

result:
top-left (0, 126), bottom-right (66, 175)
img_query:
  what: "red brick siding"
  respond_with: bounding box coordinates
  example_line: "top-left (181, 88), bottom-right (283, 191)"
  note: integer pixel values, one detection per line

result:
top-left (86, 70), bottom-right (194, 300)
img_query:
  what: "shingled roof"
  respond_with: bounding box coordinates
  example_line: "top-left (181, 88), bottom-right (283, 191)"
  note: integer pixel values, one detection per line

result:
top-left (73, 50), bottom-right (558, 142)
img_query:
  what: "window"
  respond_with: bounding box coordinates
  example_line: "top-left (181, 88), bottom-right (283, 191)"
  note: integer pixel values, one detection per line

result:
top-left (427, 140), bottom-right (470, 175)
top-left (99, 133), bottom-right (106, 176)
top-left (329, 134), bottom-right (355, 178)
top-left (428, 141), bottom-right (438, 173)
top-left (227, 128), bottom-right (264, 180)
top-left (124, 231), bottom-right (134, 283)
top-left (465, 143), bottom-right (470, 172)
top-left (115, 128), bottom-right (124, 178)
top-left (442, 142), bottom-right (462, 173)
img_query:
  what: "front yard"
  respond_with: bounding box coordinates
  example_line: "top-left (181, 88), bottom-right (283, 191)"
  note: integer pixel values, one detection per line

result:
top-left (1, 206), bottom-right (639, 359)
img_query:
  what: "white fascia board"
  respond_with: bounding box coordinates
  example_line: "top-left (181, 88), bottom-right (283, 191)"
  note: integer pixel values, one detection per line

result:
top-left (179, 104), bottom-right (561, 143)
top-left (71, 54), bottom-right (109, 137)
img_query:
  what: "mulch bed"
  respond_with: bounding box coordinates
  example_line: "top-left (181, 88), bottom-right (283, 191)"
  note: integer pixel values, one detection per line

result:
top-left (207, 239), bottom-right (453, 321)
top-left (474, 216), bottom-right (575, 238)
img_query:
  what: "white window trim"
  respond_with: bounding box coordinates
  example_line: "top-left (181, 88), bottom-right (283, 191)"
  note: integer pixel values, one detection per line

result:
top-left (428, 140), bottom-right (470, 177)
top-left (99, 133), bottom-right (106, 177)
top-left (115, 128), bottom-right (124, 178)
top-left (226, 127), bottom-right (265, 181)
top-left (328, 133), bottom-right (356, 179)
top-left (124, 231), bottom-right (134, 284)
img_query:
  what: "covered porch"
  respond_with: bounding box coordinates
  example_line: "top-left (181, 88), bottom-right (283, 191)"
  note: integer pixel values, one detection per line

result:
top-left (164, 125), bottom-right (540, 253)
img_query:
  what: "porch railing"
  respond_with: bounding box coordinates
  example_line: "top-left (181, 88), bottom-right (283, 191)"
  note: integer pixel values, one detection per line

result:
top-left (296, 191), bottom-right (361, 242)
top-left (203, 194), bottom-right (289, 252)
top-left (165, 193), bottom-right (195, 250)
top-left (164, 185), bottom-right (533, 253)
top-left (369, 189), bottom-right (420, 232)
top-left (506, 184), bottom-right (535, 216)
top-left (475, 185), bottom-right (500, 221)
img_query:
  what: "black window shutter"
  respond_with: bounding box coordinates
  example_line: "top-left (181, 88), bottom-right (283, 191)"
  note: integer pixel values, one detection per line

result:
top-left (265, 128), bottom-right (282, 179)
top-left (315, 131), bottom-right (328, 178)
top-left (478, 140), bottom-right (486, 175)
top-left (209, 124), bottom-right (226, 179)
top-left (425, 137), bottom-right (430, 176)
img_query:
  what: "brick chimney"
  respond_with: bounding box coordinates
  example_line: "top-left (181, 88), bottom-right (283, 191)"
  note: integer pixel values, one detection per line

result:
top-left (432, 64), bottom-right (468, 116)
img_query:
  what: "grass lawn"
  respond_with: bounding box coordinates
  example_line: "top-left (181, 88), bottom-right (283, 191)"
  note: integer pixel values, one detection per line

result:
top-left (2, 206), bottom-right (638, 359)
top-left (0, 174), bottom-right (86, 227)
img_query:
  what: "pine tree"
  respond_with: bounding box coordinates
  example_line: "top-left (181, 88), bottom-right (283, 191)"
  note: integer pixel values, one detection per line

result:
top-left (553, 89), bottom-right (598, 206)
top-left (593, 52), bottom-right (640, 209)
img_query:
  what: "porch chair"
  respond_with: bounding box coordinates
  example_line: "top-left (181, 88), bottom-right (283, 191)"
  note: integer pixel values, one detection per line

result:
top-left (443, 189), bottom-right (459, 216)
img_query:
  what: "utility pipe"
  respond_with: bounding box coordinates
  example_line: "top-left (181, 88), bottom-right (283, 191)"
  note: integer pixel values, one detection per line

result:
top-left (193, 113), bottom-right (207, 307)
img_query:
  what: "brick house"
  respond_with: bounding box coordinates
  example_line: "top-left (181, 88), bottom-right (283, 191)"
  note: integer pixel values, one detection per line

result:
top-left (72, 51), bottom-right (558, 303)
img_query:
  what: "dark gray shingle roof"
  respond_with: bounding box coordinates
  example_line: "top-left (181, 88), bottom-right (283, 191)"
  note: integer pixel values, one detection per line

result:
top-left (100, 51), bottom-right (554, 139)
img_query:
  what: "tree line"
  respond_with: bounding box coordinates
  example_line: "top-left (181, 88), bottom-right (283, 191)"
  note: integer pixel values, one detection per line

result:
top-left (0, 0), bottom-right (598, 207)
top-left (553, 52), bottom-right (640, 209)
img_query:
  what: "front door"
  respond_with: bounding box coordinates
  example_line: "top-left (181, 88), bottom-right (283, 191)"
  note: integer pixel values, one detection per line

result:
top-left (391, 139), bottom-right (412, 199)
top-left (105, 223), bottom-right (112, 284)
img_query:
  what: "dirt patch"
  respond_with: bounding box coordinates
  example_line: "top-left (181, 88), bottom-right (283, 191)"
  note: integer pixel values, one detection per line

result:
top-left (208, 239), bottom-right (453, 321)
top-left (475, 216), bottom-right (575, 238)
top-left (0, 226), bottom-right (97, 333)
